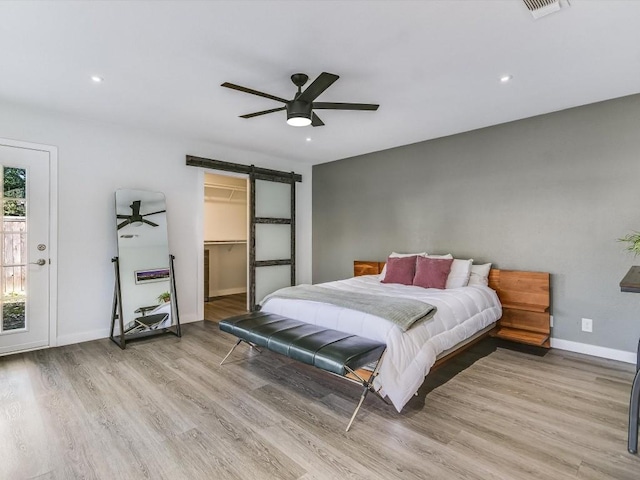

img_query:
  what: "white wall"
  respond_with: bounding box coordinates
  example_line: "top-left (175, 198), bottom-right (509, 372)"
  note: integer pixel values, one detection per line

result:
top-left (206, 244), bottom-right (247, 297)
top-left (204, 201), bottom-right (247, 241)
top-left (0, 100), bottom-right (312, 346)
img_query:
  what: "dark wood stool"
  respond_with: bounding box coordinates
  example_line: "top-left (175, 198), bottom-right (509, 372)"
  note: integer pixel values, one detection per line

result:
top-left (619, 266), bottom-right (640, 454)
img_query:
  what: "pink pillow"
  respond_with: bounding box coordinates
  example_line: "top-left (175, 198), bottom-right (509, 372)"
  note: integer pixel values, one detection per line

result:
top-left (413, 256), bottom-right (454, 289)
top-left (381, 255), bottom-right (417, 285)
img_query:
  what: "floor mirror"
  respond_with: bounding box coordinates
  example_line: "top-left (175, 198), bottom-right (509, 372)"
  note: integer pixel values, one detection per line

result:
top-left (110, 188), bottom-right (181, 349)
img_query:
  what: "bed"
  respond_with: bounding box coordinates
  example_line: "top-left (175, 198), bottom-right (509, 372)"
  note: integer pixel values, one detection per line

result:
top-left (260, 260), bottom-right (503, 412)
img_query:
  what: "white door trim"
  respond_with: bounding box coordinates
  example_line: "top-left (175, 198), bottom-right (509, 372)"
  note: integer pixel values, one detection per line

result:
top-left (0, 137), bottom-right (58, 350)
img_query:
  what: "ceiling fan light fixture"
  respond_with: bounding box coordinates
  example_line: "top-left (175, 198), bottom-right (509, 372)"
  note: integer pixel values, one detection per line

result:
top-left (287, 116), bottom-right (311, 127)
top-left (286, 100), bottom-right (312, 127)
top-left (130, 220), bottom-right (143, 227)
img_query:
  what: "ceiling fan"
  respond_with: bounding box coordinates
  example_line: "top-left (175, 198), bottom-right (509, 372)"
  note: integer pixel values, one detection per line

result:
top-left (117, 200), bottom-right (166, 230)
top-left (221, 72), bottom-right (379, 127)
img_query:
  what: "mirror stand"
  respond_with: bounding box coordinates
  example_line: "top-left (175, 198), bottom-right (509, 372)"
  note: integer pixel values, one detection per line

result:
top-left (110, 254), bottom-right (181, 349)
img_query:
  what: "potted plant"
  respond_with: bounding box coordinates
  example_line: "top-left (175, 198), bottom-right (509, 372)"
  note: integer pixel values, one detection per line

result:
top-left (157, 291), bottom-right (171, 303)
top-left (619, 231), bottom-right (640, 256)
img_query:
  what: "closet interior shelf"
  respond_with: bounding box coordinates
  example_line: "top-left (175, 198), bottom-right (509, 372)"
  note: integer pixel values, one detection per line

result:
top-left (205, 182), bottom-right (247, 202)
top-left (205, 240), bottom-right (247, 246)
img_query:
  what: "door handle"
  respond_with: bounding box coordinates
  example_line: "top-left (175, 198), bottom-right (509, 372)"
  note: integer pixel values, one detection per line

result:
top-left (30, 259), bottom-right (46, 266)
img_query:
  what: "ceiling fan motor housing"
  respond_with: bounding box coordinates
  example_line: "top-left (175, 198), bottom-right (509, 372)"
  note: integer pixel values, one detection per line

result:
top-left (287, 99), bottom-right (312, 122)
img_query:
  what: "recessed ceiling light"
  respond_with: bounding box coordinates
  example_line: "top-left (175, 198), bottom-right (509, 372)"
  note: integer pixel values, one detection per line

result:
top-left (306, 137), bottom-right (312, 142)
top-left (91, 75), bottom-right (104, 83)
top-left (500, 75), bottom-right (513, 83)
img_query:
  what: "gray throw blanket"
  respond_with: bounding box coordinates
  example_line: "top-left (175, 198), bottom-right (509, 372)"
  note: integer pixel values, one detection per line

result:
top-left (261, 284), bottom-right (436, 332)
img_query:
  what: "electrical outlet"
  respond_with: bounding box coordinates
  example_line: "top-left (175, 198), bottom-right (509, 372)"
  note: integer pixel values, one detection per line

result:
top-left (550, 315), bottom-right (554, 328)
top-left (581, 318), bottom-right (593, 333)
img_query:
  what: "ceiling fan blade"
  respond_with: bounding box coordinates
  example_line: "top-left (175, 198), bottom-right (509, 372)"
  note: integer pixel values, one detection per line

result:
top-left (240, 106), bottom-right (287, 119)
top-left (142, 209), bottom-right (166, 217)
top-left (142, 219), bottom-right (159, 227)
top-left (221, 82), bottom-right (288, 104)
top-left (313, 102), bottom-right (379, 111)
top-left (117, 214), bottom-right (130, 219)
top-left (311, 112), bottom-right (324, 127)
top-left (118, 219), bottom-right (131, 230)
top-left (297, 72), bottom-right (339, 103)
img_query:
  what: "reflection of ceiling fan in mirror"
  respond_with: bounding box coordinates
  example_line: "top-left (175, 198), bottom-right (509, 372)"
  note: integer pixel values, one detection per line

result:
top-left (117, 200), bottom-right (166, 230)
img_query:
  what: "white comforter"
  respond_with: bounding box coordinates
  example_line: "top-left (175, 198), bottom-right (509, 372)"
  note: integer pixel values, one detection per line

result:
top-left (261, 275), bottom-right (502, 412)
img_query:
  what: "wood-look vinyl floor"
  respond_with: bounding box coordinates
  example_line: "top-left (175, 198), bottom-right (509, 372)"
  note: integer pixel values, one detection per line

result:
top-left (204, 293), bottom-right (247, 322)
top-left (1, 322), bottom-right (638, 480)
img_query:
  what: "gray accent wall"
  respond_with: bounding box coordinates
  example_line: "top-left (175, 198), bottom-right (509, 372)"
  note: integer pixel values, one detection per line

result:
top-left (313, 94), bottom-right (640, 353)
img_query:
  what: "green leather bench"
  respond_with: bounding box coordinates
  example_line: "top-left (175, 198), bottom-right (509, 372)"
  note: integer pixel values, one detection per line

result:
top-left (219, 311), bottom-right (388, 431)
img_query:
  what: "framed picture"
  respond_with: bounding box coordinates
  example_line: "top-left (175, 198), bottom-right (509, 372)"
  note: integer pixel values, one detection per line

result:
top-left (134, 267), bottom-right (170, 284)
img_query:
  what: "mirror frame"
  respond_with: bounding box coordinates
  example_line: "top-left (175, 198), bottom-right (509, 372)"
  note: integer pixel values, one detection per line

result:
top-left (110, 189), bottom-right (180, 348)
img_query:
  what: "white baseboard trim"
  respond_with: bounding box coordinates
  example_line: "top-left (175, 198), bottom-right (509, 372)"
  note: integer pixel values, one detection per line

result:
top-left (551, 338), bottom-right (636, 364)
top-left (0, 340), bottom-right (49, 356)
top-left (209, 287), bottom-right (247, 298)
top-left (181, 316), bottom-right (200, 325)
top-left (57, 328), bottom-right (111, 347)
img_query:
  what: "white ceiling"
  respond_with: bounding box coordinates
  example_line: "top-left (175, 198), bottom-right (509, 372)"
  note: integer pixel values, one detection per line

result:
top-left (1, 1), bottom-right (639, 165)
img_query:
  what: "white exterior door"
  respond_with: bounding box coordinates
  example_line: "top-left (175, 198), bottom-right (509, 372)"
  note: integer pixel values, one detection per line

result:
top-left (0, 143), bottom-right (51, 355)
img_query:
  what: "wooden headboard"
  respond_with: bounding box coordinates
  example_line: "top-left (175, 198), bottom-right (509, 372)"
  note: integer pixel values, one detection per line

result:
top-left (353, 261), bottom-right (386, 277)
top-left (353, 260), bottom-right (551, 348)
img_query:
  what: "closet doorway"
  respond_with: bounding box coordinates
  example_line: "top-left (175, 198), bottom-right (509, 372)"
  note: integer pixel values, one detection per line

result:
top-left (203, 173), bottom-right (248, 322)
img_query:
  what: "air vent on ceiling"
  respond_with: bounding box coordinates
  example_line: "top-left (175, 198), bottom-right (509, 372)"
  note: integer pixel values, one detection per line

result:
top-left (523, 0), bottom-right (569, 19)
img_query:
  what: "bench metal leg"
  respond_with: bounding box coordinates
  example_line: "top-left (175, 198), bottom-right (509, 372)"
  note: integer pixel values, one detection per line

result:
top-left (346, 387), bottom-right (369, 432)
top-left (220, 339), bottom-right (242, 366)
top-left (220, 339), bottom-right (263, 366)
top-left (343, 349), bottom-right (388, 432)
top-left (220, 327), bottom-right (388, 432)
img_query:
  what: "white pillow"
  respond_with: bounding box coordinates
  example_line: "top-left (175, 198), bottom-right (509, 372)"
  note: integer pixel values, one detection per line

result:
top-left (426, 253), bottom-right (453, 259)
top-left (468, 263), bottom-right (492, 286)
top-left (380, 252), bottom-right (426, 280)
top-left (445, 258), bottom-right (473, 289)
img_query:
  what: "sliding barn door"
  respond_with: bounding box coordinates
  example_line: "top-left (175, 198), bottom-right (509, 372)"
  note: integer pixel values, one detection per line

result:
top-left (249, 171), bottom-right (295, 311)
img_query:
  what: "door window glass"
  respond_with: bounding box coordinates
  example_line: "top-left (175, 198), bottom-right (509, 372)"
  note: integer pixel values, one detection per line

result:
top-left (1, 166), bottom-right (27, 332)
